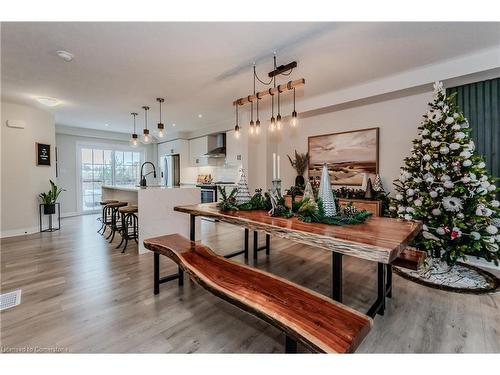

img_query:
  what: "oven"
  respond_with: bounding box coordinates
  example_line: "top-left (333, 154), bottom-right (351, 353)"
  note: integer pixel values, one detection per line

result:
top-left (198, 185), bottom-right (217, 203)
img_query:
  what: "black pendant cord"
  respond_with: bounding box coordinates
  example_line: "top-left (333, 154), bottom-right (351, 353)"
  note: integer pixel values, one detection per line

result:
top-left (132, 113), bottom-right (137, 134)
top-left (159, 101), bottom-right (162, 123)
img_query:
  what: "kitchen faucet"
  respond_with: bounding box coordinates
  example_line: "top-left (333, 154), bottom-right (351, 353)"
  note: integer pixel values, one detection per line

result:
top-left (140, 162), bottom-right (157, 187)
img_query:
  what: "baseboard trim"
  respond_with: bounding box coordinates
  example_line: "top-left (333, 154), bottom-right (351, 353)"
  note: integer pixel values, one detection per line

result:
top-left (0, 227), bottom-right (39, 239)
top-left (61, 211), bottom-right (80, 218)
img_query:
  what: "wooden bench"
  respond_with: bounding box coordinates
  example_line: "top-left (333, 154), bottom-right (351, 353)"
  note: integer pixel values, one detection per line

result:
top-left (392, 247), bottom-right (426, 270)
top-left (144, 234), bottom-right (373, 353)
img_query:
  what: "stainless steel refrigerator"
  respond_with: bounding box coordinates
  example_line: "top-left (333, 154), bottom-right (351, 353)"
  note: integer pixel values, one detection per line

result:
top-left (160, 154), bottom-right (180, 187)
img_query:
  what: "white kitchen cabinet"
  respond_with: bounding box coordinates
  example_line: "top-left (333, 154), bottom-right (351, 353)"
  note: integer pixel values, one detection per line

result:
top-left (225, 130), bottom-right (243, 166)
top-left (158, 139), bottom-right (186, 156)
top-left (189, 136), bottom-right (216, 166)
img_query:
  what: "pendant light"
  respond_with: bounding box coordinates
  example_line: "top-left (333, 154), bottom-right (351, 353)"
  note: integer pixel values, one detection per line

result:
top-left (291, 87), bottom-right (298, 127)
top-left (255, 96), bottom-right (261, 135)
top-left (129, 112), bottom-right (139, 147)
top-left (249, 64), bottom-right (256, 135)
top-left (276, 88), bottom-right (282, 130)
top-left (234, 103), bottom-right (240, 139)
top-left (156, 98), bottom-right (165, 139)
top-left (141, 105), bottom-right (152, 144)
top-left (269, 90), bottom-right (276, 132)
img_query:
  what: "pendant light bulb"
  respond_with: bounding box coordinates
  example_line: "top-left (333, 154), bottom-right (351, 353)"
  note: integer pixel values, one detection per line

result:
top-left (255, 119), bottom-right (261, 135)
top-left (249, 120), bottom-right (255, 135)
top-left (141, 106), bottom-right (152, 144)
top-left (130, 112), bottom-right (139, 148)
top-left (234, 125), bottom-right (240, 139)
top-left (276, 114), bottom-right (282, 130)
top-left (156, 98), bottom-right (166, 138)
top-left (291, 110), bottom-right (298, 127)
top-left (270, 116), bottom-right (276, 132)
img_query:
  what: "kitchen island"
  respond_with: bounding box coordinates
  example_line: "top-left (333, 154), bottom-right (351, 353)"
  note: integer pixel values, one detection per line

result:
top-left (102, 185), bottom-right (200, 253)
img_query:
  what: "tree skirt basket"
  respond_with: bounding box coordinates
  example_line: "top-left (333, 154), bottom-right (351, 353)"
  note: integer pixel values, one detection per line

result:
top-left (394, 258), bottom-right (500, 294)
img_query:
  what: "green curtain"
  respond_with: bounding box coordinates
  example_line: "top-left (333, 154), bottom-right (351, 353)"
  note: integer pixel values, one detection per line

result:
top-left (447, 78), bottom-right (500, 191)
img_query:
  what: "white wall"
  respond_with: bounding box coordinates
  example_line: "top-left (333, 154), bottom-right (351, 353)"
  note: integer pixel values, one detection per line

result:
top-left (55, 126), bottom-right (157, 216)
top-left (267, 90), bottom-right (433, 193)
top-left (1, 102), bottom-right (56, 237)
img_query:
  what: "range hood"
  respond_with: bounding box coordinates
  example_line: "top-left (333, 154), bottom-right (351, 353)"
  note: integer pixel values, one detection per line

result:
top-left (203, 133), bottom-right (226, 158)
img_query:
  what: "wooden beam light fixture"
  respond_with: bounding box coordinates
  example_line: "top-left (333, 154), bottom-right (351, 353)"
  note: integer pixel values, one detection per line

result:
top-left (232, 54), bottom-right (304, 136)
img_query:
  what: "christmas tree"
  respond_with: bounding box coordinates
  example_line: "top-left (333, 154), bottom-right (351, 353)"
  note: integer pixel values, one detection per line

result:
top-left (392, 81), bottom-right (500, 265)
top-left (373, 174), bottom-right (385, 193)
top-left (318, 163), bottom-right (337, 217)
top-left (235, 168), bottom-right (252, 205)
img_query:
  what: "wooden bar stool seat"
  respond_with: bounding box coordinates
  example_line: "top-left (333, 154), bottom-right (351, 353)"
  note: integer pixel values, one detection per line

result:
top-left (100, 199), bottom-right (118, 205)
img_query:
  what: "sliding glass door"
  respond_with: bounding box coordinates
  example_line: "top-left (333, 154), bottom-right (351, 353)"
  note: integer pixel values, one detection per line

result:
top-left (79, 145), bottom-right (144, 212)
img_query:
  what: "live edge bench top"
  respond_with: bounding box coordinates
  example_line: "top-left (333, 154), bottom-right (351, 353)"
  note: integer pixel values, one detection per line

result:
top-left (174, 203), bottom-right (422, 264)
top-left (144, 234), bottom-right (373, 353)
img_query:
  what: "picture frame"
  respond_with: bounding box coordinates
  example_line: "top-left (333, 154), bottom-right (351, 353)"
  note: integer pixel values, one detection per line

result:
top-left (308, 127), bottom-right (379, 186)
top-left (36, 142), bottom-right (51, 166)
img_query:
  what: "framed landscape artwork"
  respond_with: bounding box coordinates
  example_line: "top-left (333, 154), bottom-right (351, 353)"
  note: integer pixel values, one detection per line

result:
top-left (308, 127), bottom-right (379, 186)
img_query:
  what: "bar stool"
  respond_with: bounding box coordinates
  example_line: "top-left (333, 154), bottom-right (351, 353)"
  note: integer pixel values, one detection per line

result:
top-left (98, 199), bottom-right (118, 234)
top-left (106, 201), bottom-right (128, 243)
top-left (117, 205), bottom-right (138, 253)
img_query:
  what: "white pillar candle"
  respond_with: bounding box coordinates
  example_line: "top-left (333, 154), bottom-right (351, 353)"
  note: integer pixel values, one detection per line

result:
top-left (277, 155), bottom-right (280, 180)
top-left (272, 153), bottom-right (276, 180)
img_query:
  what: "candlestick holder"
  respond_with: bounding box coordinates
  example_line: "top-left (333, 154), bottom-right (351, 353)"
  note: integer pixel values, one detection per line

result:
top-left (272, 179), bottom-right (282, 195)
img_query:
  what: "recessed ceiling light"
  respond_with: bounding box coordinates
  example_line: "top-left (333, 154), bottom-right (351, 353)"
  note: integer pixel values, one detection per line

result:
top-left (105, 123), bottom-right (109, 127)
top-left (36, 97), bottom-right (60, 107)
top-left (198, 114), bottom-right (203, 118)
top-left (172, 123), bottom-right (176, 127)
top-left (56, 50), bottom-right (74, 62)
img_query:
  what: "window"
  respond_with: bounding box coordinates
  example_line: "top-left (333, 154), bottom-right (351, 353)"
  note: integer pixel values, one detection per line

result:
top-left (79, 146), bottom-right (143, 212)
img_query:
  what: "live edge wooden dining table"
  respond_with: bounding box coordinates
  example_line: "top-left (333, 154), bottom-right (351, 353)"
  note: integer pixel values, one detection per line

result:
top-left (155, 203), bottom-right (422, 317)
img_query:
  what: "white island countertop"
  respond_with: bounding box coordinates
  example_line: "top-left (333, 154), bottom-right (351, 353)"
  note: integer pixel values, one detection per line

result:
top-left (102, 184), bottom-right (201, 254)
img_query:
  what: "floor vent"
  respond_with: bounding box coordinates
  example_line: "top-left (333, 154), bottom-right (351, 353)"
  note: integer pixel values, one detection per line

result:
top-left (0, 289), bottom-right (22, 311)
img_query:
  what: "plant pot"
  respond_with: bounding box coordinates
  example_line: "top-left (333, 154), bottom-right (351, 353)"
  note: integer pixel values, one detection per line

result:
top-left (43, 203), bottom-right (56, 215)
top-left (295, 175), bottom-right (305, 187)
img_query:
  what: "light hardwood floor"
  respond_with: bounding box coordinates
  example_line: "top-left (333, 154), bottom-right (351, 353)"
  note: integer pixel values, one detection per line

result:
top-left (1, 214), bottom-right (499, 353)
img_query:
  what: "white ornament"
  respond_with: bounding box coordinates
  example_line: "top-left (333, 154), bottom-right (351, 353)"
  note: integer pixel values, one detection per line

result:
top-left (488, 184), bottom-right (496, 192)
top-left (453, 113), bottom-right (460, 119)
top-left (445, 117), bottom-right (455, 124)
top-left (423, 231), bottom-right (439, 241)
top-left (478, 162), bottom-right (486, 169)
top-left (404, 214), bottom-right (412, 221)
top-left (430, 191), bottom-right (438, 198)
top-left (451, 124), bottom-right (461, 131)
top-left (470, 231), bottom-right (481, 240)
top-left (407, 189), bottom-right (415, 196)
top-left (440, 147), bottom-right (450, 154)
top-left (461, 176), bottom-right (471, 183)
top-left (486, 225), bottom-right (498, 235)
top-left (414, 199), bottom-right (422, 207)
top-left (422, 139), bottom-right (431, 145)
top-left (395, 194), bottom-right (403, 201)
top-left (457, 213), bottom-right (464, 219)
top-left (481, 181), bottom-right (491, 189)
top-left (423, 154), bottom-right (431, 161)
top-left (455, 132), bottom-right (466, 139)
top-left (460, 151), bottom-right (471, 159)
top-left (428, 110), bottom-right (442, 123)
top-left (461, 121), bottom-right (470, 129)
top-left (449, 143), bottom-right (460, 150)
top-left (431, 131), bottom-right (441, 138)
top-left (397, 206), bottom-right (406, 213)
top-left (436, 227), bottom-right (446, 235)
top-left (431, 141), bottom-right (441, 148)
top-left (443, 181), bottom-right (454, 189)
top-left (421, 129), bottom-right (430, 136)
top-left (432, 208), bottom-right (442, 216)
top-left (463, 160), bottom-right (472, 167)
top-left (440, 175), bottom-right (451, 181)
top-left (422, 224), bottom-right (428, 231)
top-left (491, 200), bottom-right (500, 208)
top-left (442, 196), bottom-right (463, 212)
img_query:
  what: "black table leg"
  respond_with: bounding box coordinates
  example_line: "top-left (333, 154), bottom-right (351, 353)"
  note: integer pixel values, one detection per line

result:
top-left (387, 264), bottom-right (392, 298)
top-left (331, 252), bottom-right (343, 302)
top-left (253, 231), bottom-right (258, 260)
top-left (285, 335), bottom-right (297, 353)
top-left (265, 234), bottom-right (270, 255)
top-left (244, 228), bottom-right (249, 259)
top-left (366, 263), bottom-right (387, 317)
top-left (154, 252), bottom-right (160, 295)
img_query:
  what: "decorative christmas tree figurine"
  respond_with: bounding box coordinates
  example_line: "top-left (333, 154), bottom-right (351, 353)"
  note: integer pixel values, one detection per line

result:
top-left (318, 163), bottom-right (337, 217)
top-left (392, 81), bottom-right (499, 266)
top-left (303, 180), bottom-right (315, 201)
top-left (373, 174), bottom-right (385, 193)
top-left (364, 178), bottom-right (375, 199)
top-left (235, 168), bottom-right (252, 205)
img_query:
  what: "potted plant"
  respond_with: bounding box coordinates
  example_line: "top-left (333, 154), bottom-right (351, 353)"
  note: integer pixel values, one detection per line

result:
top-left (39, 180), bottom-right (64, 215)
top-left (287, 150), bottom-right (309, 188)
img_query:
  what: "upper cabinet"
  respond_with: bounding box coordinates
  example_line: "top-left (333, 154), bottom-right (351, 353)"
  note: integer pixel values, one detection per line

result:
top-left (225, 130), bottom-right (243, 166)
top-left (158, 139), bottom-right (187, 156)
top-left (189, 136), bottom-right (216, 166)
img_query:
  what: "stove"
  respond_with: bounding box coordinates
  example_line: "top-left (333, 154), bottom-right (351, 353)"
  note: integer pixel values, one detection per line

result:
top-left (196, 182), bottom-right (236, 203)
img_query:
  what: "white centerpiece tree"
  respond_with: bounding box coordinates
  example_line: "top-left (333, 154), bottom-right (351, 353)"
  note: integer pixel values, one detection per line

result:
top-left (392, 81), bottom-right (500, 266)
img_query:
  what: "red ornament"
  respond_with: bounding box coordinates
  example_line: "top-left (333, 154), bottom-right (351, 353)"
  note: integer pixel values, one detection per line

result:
top-left (450, 230), bottom-right (460, 240)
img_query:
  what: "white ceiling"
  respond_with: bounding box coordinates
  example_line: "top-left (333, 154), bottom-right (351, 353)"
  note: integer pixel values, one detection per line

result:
top-left (2, 22), bottom-right (499, 134)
